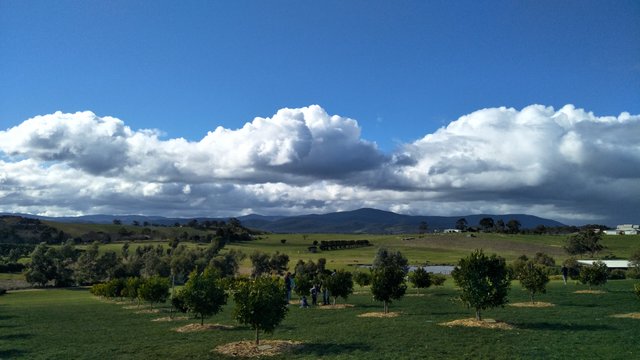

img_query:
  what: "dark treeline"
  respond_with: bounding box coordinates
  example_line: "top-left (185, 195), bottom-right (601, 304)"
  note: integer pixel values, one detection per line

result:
top-left (318, 240), bottom-right (372, 251)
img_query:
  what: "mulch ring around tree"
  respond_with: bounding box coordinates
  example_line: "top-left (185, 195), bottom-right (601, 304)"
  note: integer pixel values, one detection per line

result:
top-left (574, 290), bottom-right (606, 294)
top-left (317, 304), bottom-right (355, 310)
top-left (611, 313), bottom-right (640, 320)
top-left (152, 316), bottom-right (189, 322)
top-left (508, 302), bottom-right (555, 308)
top-left (214, 340), bottom-right (303, 358)
top-left (357, 312), bottom-right (400, 318)
top-left (439, 318), bottom-right (515, 330)
top-left (135, 309), bottom-right (161, 314)
top-left (174, 323), bottom-right (235, 333)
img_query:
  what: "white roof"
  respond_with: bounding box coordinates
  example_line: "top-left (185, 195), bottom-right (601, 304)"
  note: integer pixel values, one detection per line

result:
top-left (577, 260), bottom-right (630, 268)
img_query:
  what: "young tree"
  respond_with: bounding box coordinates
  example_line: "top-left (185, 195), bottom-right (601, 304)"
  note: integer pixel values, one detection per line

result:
top-left (506, 219), bottom-right (521, 234)
top-left (182, 268), bottom-right (228, 325)
top-left (627, 250), bottom-right (640, 279)
top-left (408, 267), bottom-right (432, 294)
top-left (232, 276), bottom-right (289, 345)
top-left (578, 261), bottom-right (608, 289)
top-left (250, 252), bottom-right (271, 277)
top-left (418, 221), bottom-right (428, 236)
top-left (634, 283), bottom-right (640, 301)
top-left (517, 261), bottom-right (550, 303)
top-left (323, 270), bottom-right (354, 305)
top-left (370, 248), bottom-right (408, 313)
top-left (451, 249), bottom-right (511, 320)
top-left (123, 276), bottom-right (144, 304)
top-left (564, 229), bottom-right (604, 257)
top-left (138, 276), bottom-right (170, 308)
top-left (353, 271), bottom-right (372, 287)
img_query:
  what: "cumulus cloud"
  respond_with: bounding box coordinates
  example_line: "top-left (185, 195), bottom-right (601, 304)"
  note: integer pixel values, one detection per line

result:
top-left (0, 104), bottom-right (638, 224)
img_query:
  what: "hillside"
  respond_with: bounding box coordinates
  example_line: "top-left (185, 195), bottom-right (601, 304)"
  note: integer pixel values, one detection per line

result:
top-left (238, 208), bottom-right (565, 233)
top-left (1, 208), bottom-right (566, 234)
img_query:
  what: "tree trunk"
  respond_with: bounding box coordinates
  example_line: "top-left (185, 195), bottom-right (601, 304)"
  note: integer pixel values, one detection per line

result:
top-left (255, 328), bottom-right (260, 345)
top-left (333, 297), bottom-right (336, 306)
top-left (383, 300), bottom-right (388, 314)
top-left (201, 314), bottom-right (204, 326)
top-left (530, 293), bottom-right (534, 304)
top-left (475, 309), bottom-right (481, 321)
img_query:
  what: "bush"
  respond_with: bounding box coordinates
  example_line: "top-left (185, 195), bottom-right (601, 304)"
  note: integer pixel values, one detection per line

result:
top-left (578, 261), bottom-right (608, 289)
top-left (0, 288), bottom-right (7, 296)
top-left (353, 271), bottom-right (372, 287)
top-left (608, 269), bottom-right (626, 280)
top-left (430, 273), bottom-right (447, 286)
top-left (90, 283), bottom-right (108, 297)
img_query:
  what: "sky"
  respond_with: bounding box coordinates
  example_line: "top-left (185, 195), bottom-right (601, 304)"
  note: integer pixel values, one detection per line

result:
top-left (1, 1), bottom-right (639, 226)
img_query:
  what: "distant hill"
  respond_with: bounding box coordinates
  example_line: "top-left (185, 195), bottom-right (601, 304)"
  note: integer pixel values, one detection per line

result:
top-left (237, 208), bottom-right (566, 234)
top-left (1, 208), bottom-right (566, 234)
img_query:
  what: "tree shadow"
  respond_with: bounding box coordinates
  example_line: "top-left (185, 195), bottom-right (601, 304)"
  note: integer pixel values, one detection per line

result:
top-left (0, 349), bottom-right (28, 358)
top-left (294, 342), bottom-right (371, 356)
top-left (0, 333), bottom-right (33, 341)
top-left (516, 322), bottom-right (614, 331)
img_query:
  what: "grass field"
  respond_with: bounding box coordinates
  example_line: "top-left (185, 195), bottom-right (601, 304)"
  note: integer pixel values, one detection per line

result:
top-left (2, 279), bottom-right (640, 359)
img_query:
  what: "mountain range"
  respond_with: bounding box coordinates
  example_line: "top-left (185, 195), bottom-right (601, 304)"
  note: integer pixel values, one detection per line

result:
top-left (2, 208), bottom-right (565, 234)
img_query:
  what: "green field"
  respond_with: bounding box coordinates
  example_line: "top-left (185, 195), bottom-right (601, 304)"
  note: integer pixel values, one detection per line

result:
top-left (2, 280), bottom-right (640, 359)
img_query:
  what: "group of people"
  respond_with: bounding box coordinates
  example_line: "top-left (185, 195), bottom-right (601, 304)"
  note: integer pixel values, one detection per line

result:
top-left (284, 271), bottom-right (331, 308)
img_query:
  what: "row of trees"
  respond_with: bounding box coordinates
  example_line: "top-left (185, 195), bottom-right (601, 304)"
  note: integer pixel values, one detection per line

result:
top-left (24, 239), bottom-right (243, 288)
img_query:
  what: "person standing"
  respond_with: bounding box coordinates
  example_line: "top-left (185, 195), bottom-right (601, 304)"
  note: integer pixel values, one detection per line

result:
top-left (561, 265), bottom-right (568, 285)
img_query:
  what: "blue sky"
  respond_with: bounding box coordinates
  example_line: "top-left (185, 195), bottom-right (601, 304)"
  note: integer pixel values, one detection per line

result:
top-left (1, 1), bottom-right (639, 225)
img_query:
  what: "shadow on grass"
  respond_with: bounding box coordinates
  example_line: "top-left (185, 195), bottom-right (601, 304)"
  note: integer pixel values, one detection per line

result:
top-left (516, 322), bottom-right (614, 331)
top-left (0, 349), bottom-right (28, 358)
top-left (0, 333), bottom-right (33, 340)
top-left (294, 342), bottom-right (371, 356)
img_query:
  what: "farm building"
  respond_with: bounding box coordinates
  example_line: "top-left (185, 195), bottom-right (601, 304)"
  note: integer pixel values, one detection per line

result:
top-left (577, 260), bottom-right (630, 269)
top-left (603, 224), bottom-right (639, 235)
top-left (443, 229), bottom-right (461, 233)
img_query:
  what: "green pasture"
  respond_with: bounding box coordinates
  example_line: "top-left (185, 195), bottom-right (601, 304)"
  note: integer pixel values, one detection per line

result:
top-left (2, 280), bottom-right (640, 359)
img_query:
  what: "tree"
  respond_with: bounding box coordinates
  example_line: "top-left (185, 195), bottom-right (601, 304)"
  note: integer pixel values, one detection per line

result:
top-left (370, 248), bottom-right (408, 313)
top-left (517, 261), bottom-right (549, 303)
top-left (495, 219), bottom-right (506, 233)
top-left (408, 267), bottom-right (432, 294)
top-left (181, 268), bottom-right (228, 325)
top-left (479, 217), bottom-right (495, 232)
top-left (634, 283), bottom-right (640, 301)
top-left (455, 218), bottom-right (468, 231)
top-left (250, 252), bottom-right (271, 277)
top-left (418, 221), bottom-right (429, 236)
top-left (564, 229), bottom-right (604, 257)
top-left (323, 270), bottom-right (354, 305)
top-left (451, 249), bottom-right (511, 320)
top-left (627, 250), bottom-right (640, 279)
top-left (25, 243), bottom-right (57, 287)
top-left (232, 276), bottom-right (289, 345)
top-left (578, 261), bottom-right (608, 289)
top-left (353, 271), bottom-right (372, 287)
top-left (506, 219), bottom-right (521, 234)
top-left (533, 252), bottom-right (555, 267)
top-left (138, 276), bottom-right (170, 308)
top-left (269, 251), bottom-right (290, 276)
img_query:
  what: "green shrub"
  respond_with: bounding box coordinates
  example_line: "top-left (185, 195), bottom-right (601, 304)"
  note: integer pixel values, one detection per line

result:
top-left (608, 269), bottom-right (626, 280)
top-left (578, 261), bottom-right (608, 289)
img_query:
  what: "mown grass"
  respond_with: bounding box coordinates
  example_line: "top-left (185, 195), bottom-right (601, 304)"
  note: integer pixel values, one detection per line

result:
top-left (2, 279), bottom-right (640, 359)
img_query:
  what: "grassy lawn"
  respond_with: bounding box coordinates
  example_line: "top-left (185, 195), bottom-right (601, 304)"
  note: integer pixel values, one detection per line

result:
top-left (2, 280), bottom-right (640, 359)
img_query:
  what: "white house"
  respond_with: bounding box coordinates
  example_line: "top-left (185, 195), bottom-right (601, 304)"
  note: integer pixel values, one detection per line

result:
top-left (603, 224), bottom-right (639, 235)
top-left (443, 229), bottom-right (461, 233)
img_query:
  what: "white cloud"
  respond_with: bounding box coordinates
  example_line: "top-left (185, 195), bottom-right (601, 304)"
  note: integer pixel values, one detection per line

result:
top-left (0, 104), bottom-right (639, 224)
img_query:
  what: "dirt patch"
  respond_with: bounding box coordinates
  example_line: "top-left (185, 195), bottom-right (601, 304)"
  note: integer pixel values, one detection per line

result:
top-left (611, 313), bottom-right (640, 319)
top-left (317, 304), bottom-right (355, 310)
top-left (357, 312), bottom-right (400, 318)
top-left (214, 340), bottom-right (303, 358)
top-left (174, 323), bottom-right (235, 333)
top-left (574, 290), bottom-right (606, 294)
top-left (509, 302), bottom-right (555, 308)
top-left (439, 318), bottom-right (515, 330)
top-left (123, 305), bottom-right (141, 310)
top-left (152, 316), bottom-right (189, 322)
top-left (135, 309), bottom-right (160, 314)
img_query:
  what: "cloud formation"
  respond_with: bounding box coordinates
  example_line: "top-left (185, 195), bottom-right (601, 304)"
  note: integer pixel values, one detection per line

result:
top-left (1, 104), bottom-right (638, 225)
